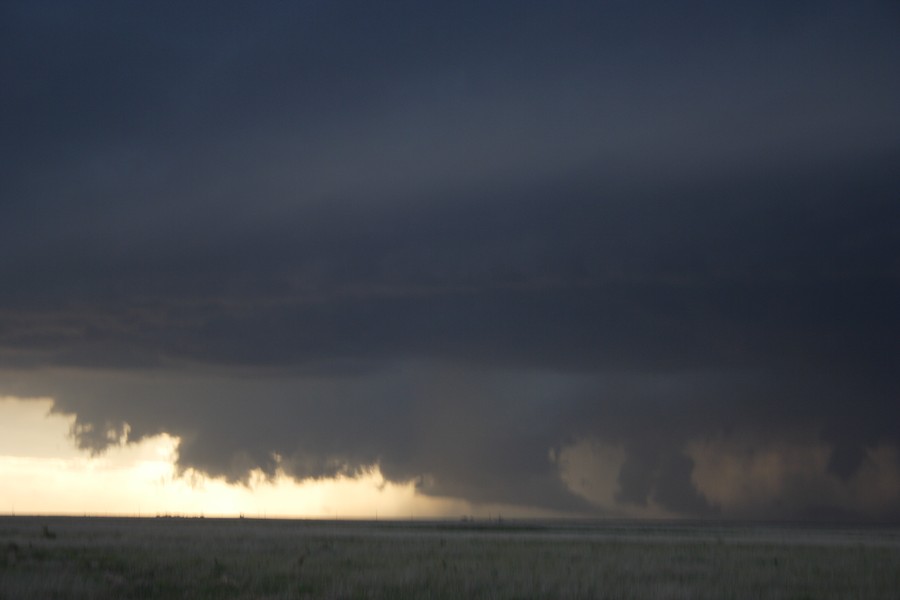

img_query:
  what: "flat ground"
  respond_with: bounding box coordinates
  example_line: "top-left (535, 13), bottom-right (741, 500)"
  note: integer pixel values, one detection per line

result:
top-left (1, 516), bottom-right (898, 599)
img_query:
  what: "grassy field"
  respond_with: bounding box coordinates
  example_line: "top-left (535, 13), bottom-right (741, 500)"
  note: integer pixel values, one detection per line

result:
top-left (1, 516), bottom-right (898, 599)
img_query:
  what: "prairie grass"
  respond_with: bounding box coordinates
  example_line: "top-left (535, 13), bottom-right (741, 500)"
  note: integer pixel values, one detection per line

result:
top-left (1, 516), bottom-right (898, 599)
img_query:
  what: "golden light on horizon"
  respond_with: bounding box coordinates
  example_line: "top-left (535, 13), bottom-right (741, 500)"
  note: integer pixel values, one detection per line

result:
top-left (0, 396), bottom-right (480, 519)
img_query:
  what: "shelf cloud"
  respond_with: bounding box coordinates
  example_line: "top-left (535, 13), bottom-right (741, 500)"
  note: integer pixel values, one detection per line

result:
top-left (2, 0), bottom-right (899, 520)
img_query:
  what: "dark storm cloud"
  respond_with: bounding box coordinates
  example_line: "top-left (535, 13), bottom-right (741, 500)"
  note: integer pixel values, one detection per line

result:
top-left (2, 1), bottom-right (899, 519)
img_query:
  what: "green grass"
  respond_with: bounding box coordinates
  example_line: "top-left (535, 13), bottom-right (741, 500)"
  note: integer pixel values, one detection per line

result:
top-left (1, 517), bottom-right (898, 599)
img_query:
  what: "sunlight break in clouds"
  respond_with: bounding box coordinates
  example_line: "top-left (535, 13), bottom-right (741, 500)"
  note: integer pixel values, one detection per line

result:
top-left (0, 396), bottom-right (475, 519)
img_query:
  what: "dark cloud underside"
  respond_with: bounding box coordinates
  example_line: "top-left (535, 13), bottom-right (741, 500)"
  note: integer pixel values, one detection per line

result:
top-left (2, 1), bottom-right (899, 519)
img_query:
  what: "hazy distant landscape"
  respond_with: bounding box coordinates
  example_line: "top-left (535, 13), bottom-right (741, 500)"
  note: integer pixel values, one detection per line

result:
top-left (2, 516), bottom-right (898, 599)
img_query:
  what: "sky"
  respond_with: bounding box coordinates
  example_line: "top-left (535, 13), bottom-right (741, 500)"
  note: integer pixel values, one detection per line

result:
top-left (1, 0), bottom-right (899, 521)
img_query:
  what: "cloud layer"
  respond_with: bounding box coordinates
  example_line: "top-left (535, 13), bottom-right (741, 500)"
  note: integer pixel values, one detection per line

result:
top-left (2, 1), bottom-right (899, 519)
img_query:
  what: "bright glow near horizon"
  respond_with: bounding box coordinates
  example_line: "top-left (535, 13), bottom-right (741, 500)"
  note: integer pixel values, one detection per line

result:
top-left (0, 396), bottom-right (485, 519)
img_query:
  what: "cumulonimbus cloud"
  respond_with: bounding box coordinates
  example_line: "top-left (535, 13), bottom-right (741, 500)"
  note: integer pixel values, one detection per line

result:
top-left (1, 0), bottom-right (899, 520)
